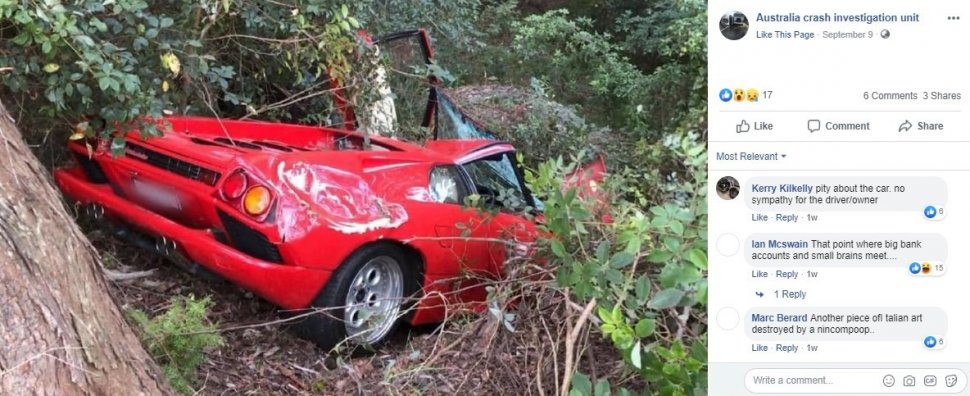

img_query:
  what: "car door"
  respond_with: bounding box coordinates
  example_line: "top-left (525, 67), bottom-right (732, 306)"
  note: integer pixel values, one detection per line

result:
top-left (423, 165), bottom-right (495, 276)
top-left (459, 150), bottom-right (540, 275)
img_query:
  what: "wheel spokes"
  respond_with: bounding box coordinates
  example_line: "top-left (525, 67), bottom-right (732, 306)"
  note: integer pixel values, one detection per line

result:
top-left (342, 256), bottom-right (404, 344)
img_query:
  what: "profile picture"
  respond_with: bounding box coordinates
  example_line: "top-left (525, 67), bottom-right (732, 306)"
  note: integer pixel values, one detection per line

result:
top-left (719, 11), bottom-right (749, 40)
top-left (716, 176), bottom-right (740, 200)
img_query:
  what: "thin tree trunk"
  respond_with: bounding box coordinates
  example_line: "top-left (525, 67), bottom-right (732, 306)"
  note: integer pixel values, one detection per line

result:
top-left (0, 101), bottom-right (170, 395)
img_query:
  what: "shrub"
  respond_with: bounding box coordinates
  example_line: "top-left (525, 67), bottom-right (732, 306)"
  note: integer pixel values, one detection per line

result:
top-left (129, 295), bottom-right (223, 394)
top-left (525, 147), bottom-right (707, 395)
top-left (0, 1), bottom-right (375, 151)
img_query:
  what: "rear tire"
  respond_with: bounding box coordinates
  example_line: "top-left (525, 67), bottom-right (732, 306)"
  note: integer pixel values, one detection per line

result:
top-left (291, 243), bottom-right (418, 351)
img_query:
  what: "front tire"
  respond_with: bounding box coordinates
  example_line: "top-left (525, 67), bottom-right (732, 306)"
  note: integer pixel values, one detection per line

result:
top-left (292, 244), bottom-right (416, 351)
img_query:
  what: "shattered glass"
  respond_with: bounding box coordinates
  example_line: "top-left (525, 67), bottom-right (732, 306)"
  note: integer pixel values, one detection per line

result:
top-left (435, 90), bottom-right (497, 141)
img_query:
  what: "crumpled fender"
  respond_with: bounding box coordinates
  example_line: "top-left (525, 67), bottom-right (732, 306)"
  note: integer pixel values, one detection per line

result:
top-left (232, 156), bottom-right (410, 241)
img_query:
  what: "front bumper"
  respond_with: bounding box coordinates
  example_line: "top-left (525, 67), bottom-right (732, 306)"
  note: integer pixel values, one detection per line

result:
top-left (54, 167), bottom-right (329, 309)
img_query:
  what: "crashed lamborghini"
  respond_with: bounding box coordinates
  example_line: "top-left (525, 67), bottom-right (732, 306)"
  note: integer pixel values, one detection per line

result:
top-left (54, 30), bottom-right (604, 349)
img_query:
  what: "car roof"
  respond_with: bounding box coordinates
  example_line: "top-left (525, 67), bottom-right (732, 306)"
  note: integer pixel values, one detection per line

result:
top-left (421, 139), bottom-right (515, 164)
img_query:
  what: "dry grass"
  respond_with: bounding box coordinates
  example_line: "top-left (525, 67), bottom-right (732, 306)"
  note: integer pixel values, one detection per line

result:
top-left (84, 227), bottom-right (637, 395)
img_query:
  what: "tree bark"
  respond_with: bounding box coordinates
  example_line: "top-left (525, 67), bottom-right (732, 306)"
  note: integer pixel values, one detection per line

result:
top-left (0, 101), bottom-right (170, 395)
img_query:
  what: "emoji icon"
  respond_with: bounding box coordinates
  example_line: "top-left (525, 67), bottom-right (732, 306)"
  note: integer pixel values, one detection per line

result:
top-left (734, 88), bottom-right (745, 102)
top-left (719, 88), bottom-right (732, 102)
top-left (909, 262), bottom-right (921, 274)
top-left (746, 88), bottom-right (759, 102)
top-left (922, 262), bottom-right (932, 274)
top-left (924, 336), bottom-right (938, 349)
top-left (924, 205), bottom-right (937, 219)
top-left (883, 374), bottom-right (895, 387)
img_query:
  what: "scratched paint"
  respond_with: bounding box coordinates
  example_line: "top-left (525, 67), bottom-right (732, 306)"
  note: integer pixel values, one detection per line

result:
top-left (405, 187), bottom-right (434, 202)
top-left (275, 161), bottom-right (408, 238)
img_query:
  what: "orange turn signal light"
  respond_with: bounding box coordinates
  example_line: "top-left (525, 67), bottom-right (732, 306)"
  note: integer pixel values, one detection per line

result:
top-left (242, 185), bottom-right (272, 216)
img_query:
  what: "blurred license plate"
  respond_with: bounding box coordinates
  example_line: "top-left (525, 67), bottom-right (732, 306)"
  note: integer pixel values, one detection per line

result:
top-left (132, 179), bottom-right (182, 210)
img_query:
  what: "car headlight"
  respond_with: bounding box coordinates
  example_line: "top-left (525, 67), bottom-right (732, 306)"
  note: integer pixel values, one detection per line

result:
top-left (429, 167), bottom-right (461, 204)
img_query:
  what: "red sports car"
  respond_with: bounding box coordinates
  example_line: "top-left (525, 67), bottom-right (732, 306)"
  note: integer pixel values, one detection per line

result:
top-left (54, 30), bottom-right (604, 350)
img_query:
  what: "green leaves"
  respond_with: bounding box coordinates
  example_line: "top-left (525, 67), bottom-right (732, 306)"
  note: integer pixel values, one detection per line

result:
top-left (528, 149), bottom-right (705, 391)
top-left (570, 372), bottom-right (592, 396)
top-left (3, 0), bottom-right (373, 144)
top-left (648, 288), bottom-right (685, 310)
top-left (630, 341), bottom-right (643, 369)
top-left (594, 378), bottom-right (612, 396)
top-left (98, 76), bottom-right (119, 93)
top-left (670, 219), bottom-right (684, 235)
top-left (551, 239), bottom-right (567, 258)
top-left (598, 305), bottom-right (635, 350)
top-left (687, 248), bottom-right (707, 269)
top-left (608, 251), bottom-right (634, 269)
top-left (129, 295), bottom-right (222, 395)
top-left (635, 318), bottom-right (656, 337)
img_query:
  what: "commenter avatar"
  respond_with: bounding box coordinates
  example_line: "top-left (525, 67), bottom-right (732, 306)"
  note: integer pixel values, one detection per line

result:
top-left (719, 11), bottom-right (749, 40)
top-left (717, 176), bottom-right (741, 200)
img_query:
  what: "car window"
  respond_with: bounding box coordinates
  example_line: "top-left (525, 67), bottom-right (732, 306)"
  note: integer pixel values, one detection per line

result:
top-left (462, 153), bottom-right (528, 210)
top-left (435, 89), bottom-right (497, 140)
top-left (429, 166), bottom-right (467, 204)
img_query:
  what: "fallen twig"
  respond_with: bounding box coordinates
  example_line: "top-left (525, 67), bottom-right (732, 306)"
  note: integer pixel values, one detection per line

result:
top-left (560, 297), bottom-right (596, 396)
top-left (675, 306), bottom-right (691, 339)
top-left (103, 268), bottom-right (157, 281)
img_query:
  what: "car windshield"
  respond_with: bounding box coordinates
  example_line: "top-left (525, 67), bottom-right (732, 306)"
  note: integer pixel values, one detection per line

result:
top-left (435, 90), bottom-right (497, 140)
top-left (462, 152), bottom-right (529, 210)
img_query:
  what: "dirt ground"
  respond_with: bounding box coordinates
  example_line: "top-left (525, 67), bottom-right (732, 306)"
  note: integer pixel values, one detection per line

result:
top-left (85, 223), bottom-right (632, 396)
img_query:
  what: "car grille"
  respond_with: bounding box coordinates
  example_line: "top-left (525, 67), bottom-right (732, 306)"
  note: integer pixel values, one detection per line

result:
top-left (75, 152), bottom-right (108, 183)
top-left (125, 143), bottom-right (221, 185)
top-left (217, 210), bottom-right (283, 263)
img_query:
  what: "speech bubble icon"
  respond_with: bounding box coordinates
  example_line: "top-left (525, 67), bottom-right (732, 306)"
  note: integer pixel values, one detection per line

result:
top-left (807, 119), bottom-right (821, 133)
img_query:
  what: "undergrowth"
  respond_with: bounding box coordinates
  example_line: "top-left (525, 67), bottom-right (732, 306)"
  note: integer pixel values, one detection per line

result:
top-left (129, 295), bottom-right (223, 394)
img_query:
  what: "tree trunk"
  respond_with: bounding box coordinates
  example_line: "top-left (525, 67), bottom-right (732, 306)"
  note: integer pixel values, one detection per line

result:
top-left (0, 101), bottom-right (170, 395)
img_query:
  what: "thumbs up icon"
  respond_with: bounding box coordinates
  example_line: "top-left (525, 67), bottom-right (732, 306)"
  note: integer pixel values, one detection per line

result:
top-left (736, 120), bottom-right (751, 133)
